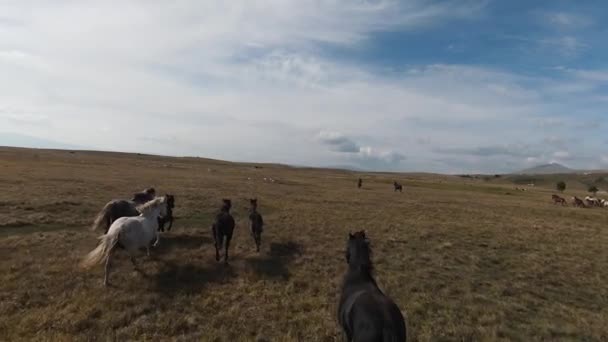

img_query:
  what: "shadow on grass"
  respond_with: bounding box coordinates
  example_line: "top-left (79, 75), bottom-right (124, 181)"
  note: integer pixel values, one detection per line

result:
top-left (152, 261), bottom-right (236, 296)
top-left (245, 241), bottom-right (303, 281)
top-left (155, 233), bottom-right (213, 253)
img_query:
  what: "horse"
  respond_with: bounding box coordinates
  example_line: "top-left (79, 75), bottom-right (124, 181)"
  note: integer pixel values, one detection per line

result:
top-left (132, 187), bottom-right (156, 205)
top-left (551, 194), bottom-right (567, 206)
top-left (92, 192), bottom-right (174, 234)
top-left (92, 199), bottom-right (140, 234)
top-left (158, 195), bottom-right (175, 232)
top-left (358, 178), bottom-right (363, 189)
top-left (249, 198), bottom-right (264, 252)
top-left (393, 182), bottom-right (403, 193)
top-left (81, 196), bottom-right (168, 286)
top-left (572, 196), bottom-right (586, 208)
top-left (212, 199), bottom-right (236, 263)
top-left (585, 196), bottom-right (601, 207)
top-left (338, 231), bottom-right (407, 341)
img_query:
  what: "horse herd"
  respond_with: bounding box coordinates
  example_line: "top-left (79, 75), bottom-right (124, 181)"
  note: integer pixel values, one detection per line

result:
top-left (80, 187), bottom-right (408, 341)
top-left (552, 194), bottom-right (608, 208)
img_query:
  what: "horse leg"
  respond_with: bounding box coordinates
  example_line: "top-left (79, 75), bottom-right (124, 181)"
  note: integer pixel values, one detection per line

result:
top-left (167, 218), bottom-right (173, 231)
top-left (224, 235), bottom-right (232, 264)
top-left (215, 233), bottom-right (221, 262)
top-left (153, 230), bottom-right (160, 247)
top-left (130, 255), bottom-right (138, 269)
top-left (256, 233), bottom-right (261, 252)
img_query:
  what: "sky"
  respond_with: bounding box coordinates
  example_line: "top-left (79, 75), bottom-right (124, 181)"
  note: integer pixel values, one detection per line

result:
top-left (1, 0), bottom-right (607, 174)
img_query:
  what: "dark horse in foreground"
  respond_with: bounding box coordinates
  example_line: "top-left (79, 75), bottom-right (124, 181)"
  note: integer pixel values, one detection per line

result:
top-left (212, 199), bottom-right (236, 263)
top-left (338, 231), bottom-right (406, 341)
top-left (249, 198), bottom-right (264, 252)
top-left (393, 182), bottom-right (403, 193)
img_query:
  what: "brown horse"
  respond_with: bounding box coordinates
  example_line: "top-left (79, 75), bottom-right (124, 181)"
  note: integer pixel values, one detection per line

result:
top-left (249, 198), bottom-right (264, 252)
top-left (551, 194), bottom-right (567, 206)
top-left (132, 188), bottom-right (156, 205)
top-left (212, 199), bottom-right (236, 263)
top-left (572, 196), bottom-right (586, 208)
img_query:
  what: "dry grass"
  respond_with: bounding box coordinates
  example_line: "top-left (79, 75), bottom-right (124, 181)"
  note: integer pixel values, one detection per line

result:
top-left (0, 147), bottom-right (607, 341)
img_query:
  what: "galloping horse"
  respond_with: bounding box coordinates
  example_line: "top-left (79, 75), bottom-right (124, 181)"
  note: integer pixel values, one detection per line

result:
top-left (158, 195), bottom-right (175, 232)
top-left (212, 199), bottom-right (236, 264)
top-left (338, 231), bottom-right (407, 341)
top-left (551, 194), bottom-right (567, 206)
top-left (572, 196), bottom-right (586, 208)
top-left (393, 181), bottom-right (403, 192)
top-left (585, 196), bottom-right (601, 207)
top-left (248, 198), bottom-right (264, 252)
top-left (81, 196), bottom-right (168, 286)
top-left (92, 199), bottom-right (140, 234)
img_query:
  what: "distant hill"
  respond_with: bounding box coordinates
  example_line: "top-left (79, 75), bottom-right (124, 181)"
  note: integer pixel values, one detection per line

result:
top-left (516, 163), bottom-right (574, 175)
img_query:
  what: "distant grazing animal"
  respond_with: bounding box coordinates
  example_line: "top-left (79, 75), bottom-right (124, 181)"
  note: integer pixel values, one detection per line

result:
top-left (132, 188), bottom-right (156, 205)
top-left (338, 231), bottom-right (407, 341)
top-left (212, 199), bottom-right (236, 263)
top-left (551, 194), bottom-right (567, 206)
top-left (248, 198), bottom-right (264, 252)
top-left (81, 197), bottom-right (168, 286)
top-left (158, 195), bottom-right (175, 232)
top-left (393, 181), bottom-right (403, 193)
top-left (358, 178), bottom-right (363, 189)
top-left (585, 196), bottom-right (601, 207)
top-left (572, 196), bottom-right (586, 208)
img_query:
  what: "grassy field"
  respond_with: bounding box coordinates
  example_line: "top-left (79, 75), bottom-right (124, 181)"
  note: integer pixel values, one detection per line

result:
top-left (1, 147), bottom-right (607, 341)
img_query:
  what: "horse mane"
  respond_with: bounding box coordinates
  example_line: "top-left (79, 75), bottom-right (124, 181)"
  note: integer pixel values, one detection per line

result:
top-left (348, 232), bottom-right (374, 274)
top-left (137, 196), bottom-right (165, 214)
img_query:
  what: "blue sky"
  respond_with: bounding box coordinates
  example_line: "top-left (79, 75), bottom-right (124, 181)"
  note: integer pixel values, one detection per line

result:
top-left (1, 0), bottom-right (607, 173)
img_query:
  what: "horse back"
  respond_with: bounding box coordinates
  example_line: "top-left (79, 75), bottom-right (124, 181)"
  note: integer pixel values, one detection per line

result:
top-left (215, 212), bottom-right (235, 232)
top-left (249, 211), bottom-right (264, 227)
top-left (340, 287), bottom-right (406, 341)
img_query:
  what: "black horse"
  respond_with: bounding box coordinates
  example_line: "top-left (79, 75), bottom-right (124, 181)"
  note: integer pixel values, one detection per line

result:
top-left (393, 182), bottom-right (403, 193)
top-left (248, 198), bottom-right (264, 252)
top-left (338, 231), bottom-right (406, 341)
top-left (158, 195), bottom-right (175, 232)
top-left (212, 199), bottom-right (236, 263)
top-left (358, 178), bottom-right (363, 189)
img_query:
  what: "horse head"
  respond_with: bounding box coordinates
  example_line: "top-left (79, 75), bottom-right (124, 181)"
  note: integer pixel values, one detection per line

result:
top-left (221, 199), bottom-right (232, 211)
top-left (346, 230), bottom-right (372, 271)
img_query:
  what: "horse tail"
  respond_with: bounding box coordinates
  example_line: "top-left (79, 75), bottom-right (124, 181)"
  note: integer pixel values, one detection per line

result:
top-left (92, 201), bottom-right (114, 232)
top-left (80, 232), bottom-right (120, 269)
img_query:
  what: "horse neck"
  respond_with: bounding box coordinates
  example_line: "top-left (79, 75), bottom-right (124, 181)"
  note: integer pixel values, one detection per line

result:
top-left (342, 265), bottom-right (377, 292)
top-left (141, 206), bottom-right (161, 220)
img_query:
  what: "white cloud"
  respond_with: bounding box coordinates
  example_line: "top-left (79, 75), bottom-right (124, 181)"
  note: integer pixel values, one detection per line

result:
top-left (543, 12), bottom-right (592, 29)
top-left (553, 150), bottom-right (571, 159)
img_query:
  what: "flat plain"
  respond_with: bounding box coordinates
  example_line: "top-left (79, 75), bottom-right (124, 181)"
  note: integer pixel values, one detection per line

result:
top-left (0, 147), bottom-right (606, 341)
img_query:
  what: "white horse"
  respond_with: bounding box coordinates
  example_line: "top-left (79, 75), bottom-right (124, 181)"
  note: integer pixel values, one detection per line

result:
top-left (585, 196), bottom-right (601, 207)
top-left (81, 196), bottom-right (168, 286)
